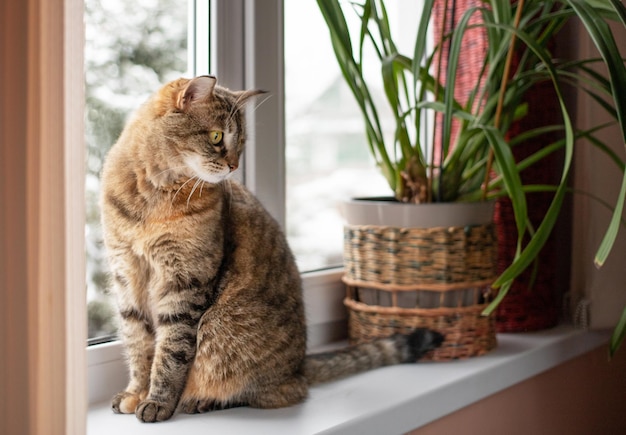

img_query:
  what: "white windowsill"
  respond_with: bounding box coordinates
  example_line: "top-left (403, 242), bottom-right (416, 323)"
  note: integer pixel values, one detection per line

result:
top-left (87, 324), bottom-right (609, 435)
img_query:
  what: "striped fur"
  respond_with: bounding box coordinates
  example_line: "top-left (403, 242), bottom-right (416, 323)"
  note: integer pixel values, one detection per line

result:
top-left (101, 76), bottom-right (443, 423)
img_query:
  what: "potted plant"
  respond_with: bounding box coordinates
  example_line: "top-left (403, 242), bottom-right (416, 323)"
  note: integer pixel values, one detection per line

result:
top-left (317, 0), bottom-right (626, 358)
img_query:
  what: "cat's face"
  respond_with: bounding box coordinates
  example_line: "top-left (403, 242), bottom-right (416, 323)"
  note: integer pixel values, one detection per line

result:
top-left (156, 76), bottom-right (264, 184)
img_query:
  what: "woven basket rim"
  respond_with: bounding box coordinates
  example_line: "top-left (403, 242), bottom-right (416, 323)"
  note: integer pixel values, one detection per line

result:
top-left (342, 277), bottom-right (494, 292)
top-left (344, 222), bottom-right (494, 232)
top-left (344, 297), bottom-right (491, 316)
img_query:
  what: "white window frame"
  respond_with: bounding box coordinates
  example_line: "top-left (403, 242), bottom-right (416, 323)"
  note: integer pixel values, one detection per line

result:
top-left (242, 0), bottom-right (287, 228)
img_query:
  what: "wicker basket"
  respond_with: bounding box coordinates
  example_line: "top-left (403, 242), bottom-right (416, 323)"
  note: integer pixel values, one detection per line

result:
top-left (343, 223), bottom-right (498, 361)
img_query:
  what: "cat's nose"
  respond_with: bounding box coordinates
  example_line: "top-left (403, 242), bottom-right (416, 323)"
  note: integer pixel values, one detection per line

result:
top-left (225, 155), bottom-right (239, 172)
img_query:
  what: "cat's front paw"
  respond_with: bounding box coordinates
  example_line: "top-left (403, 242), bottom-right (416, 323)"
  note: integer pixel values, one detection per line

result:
top-left (112, 391), bottom-right (141, 414)
top-left (136, 399), bottom-right (176, 422)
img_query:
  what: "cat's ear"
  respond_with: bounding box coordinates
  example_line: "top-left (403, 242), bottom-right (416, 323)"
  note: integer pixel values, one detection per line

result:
top-left (176, 75), bottom-right (217, 111)
top-left (235, 89), bottom-right (268, 105)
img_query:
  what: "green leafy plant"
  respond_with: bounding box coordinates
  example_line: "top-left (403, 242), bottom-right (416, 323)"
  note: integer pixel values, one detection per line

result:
top-left (317, 0), bottom-right (626, 354)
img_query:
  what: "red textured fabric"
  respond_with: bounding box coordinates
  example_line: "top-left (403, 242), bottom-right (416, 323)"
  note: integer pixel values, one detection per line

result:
top-left (494, 80), bottom-right (562, 332)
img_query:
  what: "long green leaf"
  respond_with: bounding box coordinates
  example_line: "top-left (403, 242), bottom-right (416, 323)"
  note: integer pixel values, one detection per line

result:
top-left (484, 127), bottom-right (527, 228)
top-left (412, 0), bottom-right (436, 81)
top-left (595, 169), bottom-right (626, 267)
top-left (610, 305), bottom-right (626, 357)
top-left (567, 0), bottom-right (626, 143)
top-left (483, 280), bottom-right (512, 316)
top-left (442, 6), bottom-right (482, 155)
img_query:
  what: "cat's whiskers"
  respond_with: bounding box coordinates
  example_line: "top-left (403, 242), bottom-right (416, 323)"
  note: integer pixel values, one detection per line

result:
top-left (154, 165), bottom-right (188, 180)
top-left (171, 177), bottom-right (197, 211)
top-left (247, 94), bottom-right (272, 115)
top-left (187, 177), bottom-right (205, 208)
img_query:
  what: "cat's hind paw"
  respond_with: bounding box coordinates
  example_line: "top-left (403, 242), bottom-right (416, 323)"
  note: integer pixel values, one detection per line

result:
top-left (136, 399), bottom-right (176, 422)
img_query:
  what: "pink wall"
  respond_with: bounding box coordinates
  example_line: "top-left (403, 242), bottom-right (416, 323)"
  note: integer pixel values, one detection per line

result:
top-left (409, 345), bottom-right (626, 434)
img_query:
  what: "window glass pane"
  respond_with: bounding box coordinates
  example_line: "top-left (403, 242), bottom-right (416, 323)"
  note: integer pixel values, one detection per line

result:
top-left (284, 1), bottom-right (420, 272)
top-left (85, 0), bottom-right (190, 341)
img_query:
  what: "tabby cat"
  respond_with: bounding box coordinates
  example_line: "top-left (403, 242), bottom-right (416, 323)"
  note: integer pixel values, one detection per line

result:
top-left (100, 75), bottom-right (444, 423)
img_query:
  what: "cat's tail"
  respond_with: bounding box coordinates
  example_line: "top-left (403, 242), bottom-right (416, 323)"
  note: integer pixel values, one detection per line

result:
top-left (303, 328), bottom-right (444, 385)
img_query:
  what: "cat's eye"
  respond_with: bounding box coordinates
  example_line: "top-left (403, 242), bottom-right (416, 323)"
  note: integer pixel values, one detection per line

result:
top-left (209, 130), bottom-right (223, 146)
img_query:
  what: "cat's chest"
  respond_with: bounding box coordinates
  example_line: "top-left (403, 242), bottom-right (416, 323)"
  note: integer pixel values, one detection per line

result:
top-left (154, 182), bottom-right (221, 218)
top-left (147, 197), bottom-right (219, 236)
top-left (125, 187), bottom-right (223, 257)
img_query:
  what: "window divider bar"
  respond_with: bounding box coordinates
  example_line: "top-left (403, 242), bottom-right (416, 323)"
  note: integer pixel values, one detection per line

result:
top-left (242, 0), bottom-right (285, 228)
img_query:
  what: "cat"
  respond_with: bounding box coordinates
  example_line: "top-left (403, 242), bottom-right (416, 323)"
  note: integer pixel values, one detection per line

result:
top-left (100, 75), bottom-right (444, 423)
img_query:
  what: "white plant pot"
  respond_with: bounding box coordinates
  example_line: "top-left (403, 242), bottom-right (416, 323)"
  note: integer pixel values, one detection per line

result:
top-left (340, 197), bottom-right (495, 228)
